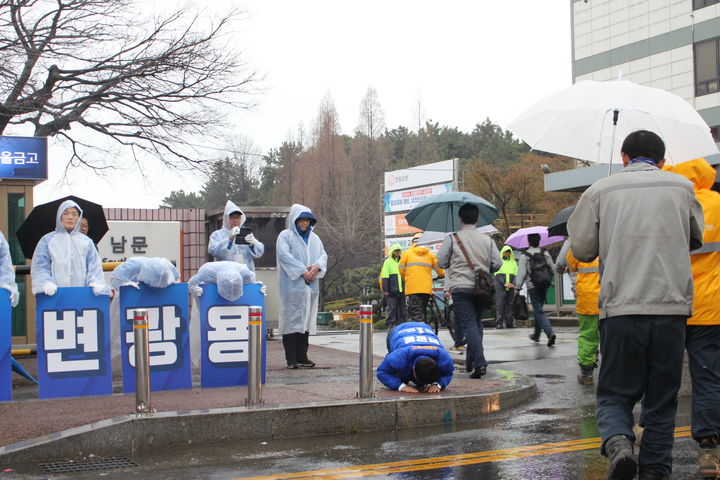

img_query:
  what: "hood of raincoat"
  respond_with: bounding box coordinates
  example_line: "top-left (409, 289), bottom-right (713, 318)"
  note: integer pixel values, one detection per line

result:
top-left (56, 199), bottom-right (83, 234)
top-left (387, 243), bottom-right (403, 258)
top-left (411, 244), bottom-right (429, 256)
top-left (499, 245), bottom-right (515, 262)
top-left (217, 268), bottom-right (245, 301)
top-left (288, 203), bottom-right (317, 231)
top-left (222, 200), bottom-right (245, 231)
top-left (665, 158), bottom-right (716, 191)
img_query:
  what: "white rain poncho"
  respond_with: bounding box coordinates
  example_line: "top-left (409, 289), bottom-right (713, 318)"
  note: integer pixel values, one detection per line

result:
top-left (188, 261), bottom-right (256, 368)
top-left (110, 257), bottom-right (179, 290)
top-left (30, 200), bottom-right (110, 296)
top-left (276, 204), bottom-right (327, 335)
top-left (207, 200), bottom-right (265, 272)
top-left (188, 261), bottom-right (256, 301)
top-left (0, 231), bottom-right (19, 306)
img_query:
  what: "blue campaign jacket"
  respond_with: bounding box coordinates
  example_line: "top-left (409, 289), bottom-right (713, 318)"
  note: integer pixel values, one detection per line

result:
top-left (376, 322), bottom-right (454, 390)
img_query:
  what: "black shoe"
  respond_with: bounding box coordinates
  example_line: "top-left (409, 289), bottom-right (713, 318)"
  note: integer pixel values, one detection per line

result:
top-left (465, 358), bottom-right (472, 373)
top-left (547, 334), bottom-right (556, 347)
top-left (529, 334), bottom-right (540, 342)
top-left (287, 363), bottom-right (299, 369)
top-left (297, 359), bottom-right (316, 368)
top-left (638, 468), bottom-right (670, 480)
top-left (470, 366), bottom-right (486, 379)
top-left (604, 435), bottom-right (637, 480)
top-left (506, 324), bottom-right (515, 328)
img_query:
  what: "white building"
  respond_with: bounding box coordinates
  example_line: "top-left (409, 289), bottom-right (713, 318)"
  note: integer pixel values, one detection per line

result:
top-left (546, 0), bottom-right (720, 191)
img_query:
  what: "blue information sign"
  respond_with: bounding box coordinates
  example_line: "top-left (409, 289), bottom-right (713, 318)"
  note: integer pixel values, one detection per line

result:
top-left (0, 136), bottom-right (48, 180)
top-left (36, 287), bottom-right (112, 399)
top-left (0, 290), bottom-right (11, 402)
top-left (119, 283), bottom-right (191, 393)
top-left (199, 283), bottom-right (266, 388)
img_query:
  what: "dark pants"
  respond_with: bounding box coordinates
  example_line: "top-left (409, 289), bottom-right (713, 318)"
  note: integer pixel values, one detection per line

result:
top-left (528, 287), bottom-right (553, 339)
top-left (385, 294), bottom-right (406, 330)
top-left (597, 315), bottom-right (686, 476)
top-left (282, 331), bottom-right (311, 366)
top-left (407, 293), bottom-right (430, 323)
top-left (451, 290), bottom-right (486, 370)
top-left (686, 324), bottom-right (720, 443)
top-left (495, 277), bottom-right (515, 327)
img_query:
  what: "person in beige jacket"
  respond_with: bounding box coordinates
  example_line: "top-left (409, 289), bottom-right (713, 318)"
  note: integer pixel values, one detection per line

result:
top-left (568, 130), bottom-right (704, 480)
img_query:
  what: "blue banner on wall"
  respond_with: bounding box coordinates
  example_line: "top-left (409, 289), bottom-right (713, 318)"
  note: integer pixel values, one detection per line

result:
top-left (0, 290), bottom-right (11, 402)
top-left (120, 283), bottom-right (191, 393)
top-left (200, 283), bottom-right (266, 388)
top-left (0, 136), bottom-right (48, 180)
top-left (36, 287), bottom-right (112, 399)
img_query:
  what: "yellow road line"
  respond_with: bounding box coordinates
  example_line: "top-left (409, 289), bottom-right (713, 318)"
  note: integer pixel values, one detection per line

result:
top-left (234, 426), bottom-right (692, 480)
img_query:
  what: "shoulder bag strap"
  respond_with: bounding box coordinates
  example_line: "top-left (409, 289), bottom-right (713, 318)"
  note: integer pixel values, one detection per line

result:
top-left (452, 233), bottom-right (476, 270)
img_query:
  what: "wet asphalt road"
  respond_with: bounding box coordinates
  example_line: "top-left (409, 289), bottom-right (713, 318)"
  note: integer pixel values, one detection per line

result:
top-left (3, 326), bottom-right (705, 479)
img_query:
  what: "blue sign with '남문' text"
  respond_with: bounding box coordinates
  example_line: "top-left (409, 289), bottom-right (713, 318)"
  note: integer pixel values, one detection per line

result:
top-left (36, 287), bottom-right (112, 399)
top-left (119, 283), bottom-right (191, 393)
top-left (0, 289), bottom-right (11, 402)
top-left (0, 136), bottom-right (47, 180)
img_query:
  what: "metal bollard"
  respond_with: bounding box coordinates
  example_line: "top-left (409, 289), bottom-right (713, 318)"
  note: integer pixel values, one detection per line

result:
top-left (133, 309), bottom-right (154, 414)
top-left (246, 306), bottom-right (263, 405)
top-left (358, 304), bottom-right (374, 398)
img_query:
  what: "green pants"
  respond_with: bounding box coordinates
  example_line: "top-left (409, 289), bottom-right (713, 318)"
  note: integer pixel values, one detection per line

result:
top-left (577, 313), bottom-right (600, 366)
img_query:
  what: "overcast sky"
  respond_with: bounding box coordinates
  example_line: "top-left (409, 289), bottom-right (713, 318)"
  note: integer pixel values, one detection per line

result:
top-left (34, 1), bottom-right (573, 208)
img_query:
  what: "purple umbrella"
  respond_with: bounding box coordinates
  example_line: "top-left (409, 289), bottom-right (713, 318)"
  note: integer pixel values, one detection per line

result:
top-left (504, 226), bottom-right (566, 249)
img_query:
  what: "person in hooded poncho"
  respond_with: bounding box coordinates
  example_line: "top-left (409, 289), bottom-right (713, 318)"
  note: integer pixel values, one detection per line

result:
top-left (494, 245), bottom-right (518, 329)
top-left (0, 231), bottom-right (19, 307)
top-left (208, 200), bottom-right (264, 273)
top-left (31, 199), bottom-right (110, 296)
top-left (276, 204), bottom-right (327, 369)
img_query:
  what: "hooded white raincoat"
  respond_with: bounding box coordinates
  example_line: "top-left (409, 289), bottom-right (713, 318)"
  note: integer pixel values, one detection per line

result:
top-left (0, 231), bottom-right (19, 306)
top-left (30, 200), bottom-right (110, 295)
top-left (276, 204), bottom-right (327, 335)
top-left (208, 200), bottom-right (265, 272)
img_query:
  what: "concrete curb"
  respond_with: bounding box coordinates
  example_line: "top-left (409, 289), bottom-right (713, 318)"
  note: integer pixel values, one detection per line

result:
top-left (0, 374), bottom-right (536, 464)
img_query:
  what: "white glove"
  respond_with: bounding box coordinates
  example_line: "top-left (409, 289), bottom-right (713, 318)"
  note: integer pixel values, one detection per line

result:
top-left (191, 285), bottom-right (204, 297)
top-left (122, 281), bottom-right (140, 290)
top-left (43, 283), bottom-right (58, 296)
top-left (257, 281), bottom-right (267, 296)
top-left (9, 289), bottom-right (18, 307)
top-left (244, 233), bottom-right (256, 246)
top-left (230, 226), bottom-right (241, 236)
top-left (90, 282), bottom-right (110, 296)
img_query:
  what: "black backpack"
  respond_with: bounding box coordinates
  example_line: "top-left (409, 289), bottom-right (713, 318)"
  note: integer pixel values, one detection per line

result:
top-left (524, 250), bottom-right (553, 289)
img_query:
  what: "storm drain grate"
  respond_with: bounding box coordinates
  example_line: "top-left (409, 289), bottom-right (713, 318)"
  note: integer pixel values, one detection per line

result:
top-left (39, 456), bottom-right (139, 473)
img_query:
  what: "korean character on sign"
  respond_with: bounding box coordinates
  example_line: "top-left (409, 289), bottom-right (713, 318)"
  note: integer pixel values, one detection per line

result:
top-left (12, 152), bottom-right (25, 164)
top-left (111, 236), bottom-right (126, 254)
top-left (206, 305), bottom-right (249, 364)
top-left (0, 151), bottom-right (12, 165)
top-left (44, 309), bottom-right (102, 374)
top-left (131, 236), bottom-right (147, 254)
top-left (125, 306), bottom-right (182, 367)
top-left (26, 152), bottom-right (39, 164)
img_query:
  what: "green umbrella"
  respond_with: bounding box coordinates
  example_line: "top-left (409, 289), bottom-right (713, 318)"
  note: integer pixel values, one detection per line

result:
top-left (405, 191), bottom-right (498, 233)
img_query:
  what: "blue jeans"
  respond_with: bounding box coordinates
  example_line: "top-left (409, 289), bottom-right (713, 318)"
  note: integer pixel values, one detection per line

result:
top-left (597, 315), bottom-right (686, 476)
top-left (451, 290), bottom-right (486, 369)
top-left (686, 324), bottom-right (720, 443)
top-left (528, 287), bottom-right (553, 339)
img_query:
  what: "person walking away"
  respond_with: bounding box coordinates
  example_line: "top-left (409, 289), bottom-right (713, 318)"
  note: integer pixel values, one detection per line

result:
top-left (31, 200), bottom-right (111, 297)
top-left (556, 239), bottom-right (600, 384)
top-left (494, 245), bottom-right (518, 329)
top-left (377, 321), bottom-right (454, 393)
top-left (208, 200), bottom-right (264, 273)
top-left (399, 233), bottom-right (444, 323)
top-left (380, 243), bottom-right (406, 350)
top-left (568, 130), bottom-right (704, 480)
top-left (276, 204), bottom-right (328, 369)
top-left (665, 158), bottom-right (720, 478)
top-left (514, 233), bottom-right (556, 346)
top-left (437, 204), bottom-right (500, 379)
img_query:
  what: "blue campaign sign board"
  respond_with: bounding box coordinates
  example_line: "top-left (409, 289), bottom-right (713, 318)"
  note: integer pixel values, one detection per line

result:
top-left (0, 136), bottom-right (48, 180)
top-left (120, 283), bottom-right (191, 393)
top-left (36, 287), bottom-right (111, 399)
top-left (200, 283), bottom-right (266, 388)
top-left (0, 290), bottom-right (11, 402)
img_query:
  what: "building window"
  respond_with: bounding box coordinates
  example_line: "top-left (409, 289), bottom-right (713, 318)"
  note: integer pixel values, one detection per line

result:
top-left (695, 38), bottom-right (720, 96)
top-left (694, 0), bottom-right (720, 9)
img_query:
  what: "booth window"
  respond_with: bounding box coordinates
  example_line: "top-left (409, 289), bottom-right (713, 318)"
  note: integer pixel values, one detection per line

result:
top-left (8, 192), bottom-right (26, 337)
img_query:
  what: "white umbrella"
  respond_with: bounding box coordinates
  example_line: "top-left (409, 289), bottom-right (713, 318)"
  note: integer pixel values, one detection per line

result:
top-left (508, 80), bottom-right (719, 166)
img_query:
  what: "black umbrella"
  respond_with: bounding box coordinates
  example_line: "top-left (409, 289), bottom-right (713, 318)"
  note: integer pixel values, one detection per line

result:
top-left (16, 195), bottom-right (109, 259)
top-left (547, 205), bottom-right (576, 238)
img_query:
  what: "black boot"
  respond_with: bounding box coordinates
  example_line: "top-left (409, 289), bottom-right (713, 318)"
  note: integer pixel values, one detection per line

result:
top-left (297, 332), bottom-right (315, 368)
top-left (282, 333), bottom-right (299, 368)
top-left (604, 435), bottom-right (637, 480)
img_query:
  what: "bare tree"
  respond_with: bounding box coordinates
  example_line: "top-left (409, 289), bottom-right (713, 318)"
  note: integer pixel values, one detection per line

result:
top-left (0, 0), bottom-right (261, 174)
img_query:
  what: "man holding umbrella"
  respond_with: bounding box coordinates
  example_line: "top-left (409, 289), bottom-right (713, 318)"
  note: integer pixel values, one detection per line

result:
top-left (569, 130), bottom-right (704, 480)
